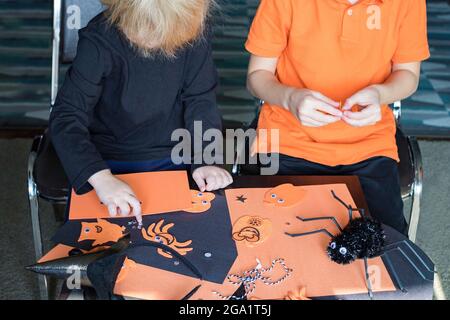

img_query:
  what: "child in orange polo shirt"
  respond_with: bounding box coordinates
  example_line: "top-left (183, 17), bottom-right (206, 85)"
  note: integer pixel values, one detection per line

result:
top-left (246, 0), bottom-right (430, 234)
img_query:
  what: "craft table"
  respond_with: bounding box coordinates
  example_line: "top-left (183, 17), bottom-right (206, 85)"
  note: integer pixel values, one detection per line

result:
top-left (48, 174), bottom-right (434, 300)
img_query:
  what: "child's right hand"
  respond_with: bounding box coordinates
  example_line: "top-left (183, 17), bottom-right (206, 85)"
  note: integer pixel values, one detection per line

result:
top-left (88, 169), bottom-right (142, 224)
top-left (288, 89), bottom-right (342, 127)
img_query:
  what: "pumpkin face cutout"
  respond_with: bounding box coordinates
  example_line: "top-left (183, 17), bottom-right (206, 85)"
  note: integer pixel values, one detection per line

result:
top-left (232, 216), bottom-right (272, 248)
top-left (78, 218), bottom-right (126, 247)
top-left (184, 190), bottom-right (216, 213)
top-left (263, 184), bottom-right (306, 208)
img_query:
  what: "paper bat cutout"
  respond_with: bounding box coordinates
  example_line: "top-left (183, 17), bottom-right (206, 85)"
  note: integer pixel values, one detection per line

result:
top-left (184, 190), bottom-right (216, 213)
top-left (263, 184), bottom-right (307, 207)
top-left (141, 219), bottom-right (193, 258)
top-left (79, 219), bottom-right (127, 247)
top-left (232, 216), bottom-right (272, 247)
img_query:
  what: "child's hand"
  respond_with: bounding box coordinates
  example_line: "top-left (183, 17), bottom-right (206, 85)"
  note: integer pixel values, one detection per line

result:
top-left (342, 86), bottom-right (382, 127)
top-left (192, 166), bottom-right (233, 192)
top-left (289, 89), bottom-right (342, 127)
top-left (88, 169), bottom-right (142, 224)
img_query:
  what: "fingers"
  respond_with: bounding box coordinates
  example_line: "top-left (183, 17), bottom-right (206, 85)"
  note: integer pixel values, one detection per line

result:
top-left (103, 194), bottom-right (142, 223)
top-left (342, 105), bottom-right (381, 127)
top-left (116, 200), bottom-right (130, 217)
top-left (343, 104), bottom-right (378, 120)
top-left (219, 170), bottom-right (233, 188)
top-left (300, 106), bottom-right (341, 125)
top-left (311, 91), bottom-right (340, 107)
top-left (314, 104), bottom-right (343, 117)
top-left (125, 194), bottom-right (142, 225)
top-left (205, 174), bottom-right (219, 192)
top-left (342, 115), bottom-right (379, 127)
top-left (297, 94), bottom-right (342, 126)
top-left (343, 87), bottom-right (380, 110)
top-left (107, 203), bottom-right (118, 217)
top-left (193, 170), bottom-right (206, 192)
top-left (193, 167), bottom-right (233, 192)
top-left (301, 115), bottom-right (326, 127)
top-left (342, 97), bottom-right (358, 110)
top-left (342, 104), bottom-right (381, 127)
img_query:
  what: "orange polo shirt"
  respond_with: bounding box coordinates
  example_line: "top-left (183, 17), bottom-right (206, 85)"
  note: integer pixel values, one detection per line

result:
top-left (245, 0), bottom-right (430, 166)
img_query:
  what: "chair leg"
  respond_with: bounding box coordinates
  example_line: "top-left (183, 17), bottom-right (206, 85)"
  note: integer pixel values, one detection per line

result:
top-left (28, 183), bottom-right (49, 299)
top-left (407, 137), bottom-right (423, 243)
top-left (28, 136), bottom-right (49, 300)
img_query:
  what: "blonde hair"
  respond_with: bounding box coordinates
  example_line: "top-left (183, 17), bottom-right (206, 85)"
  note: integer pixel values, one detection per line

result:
top-left (101, 0), bottom-right (215, 58)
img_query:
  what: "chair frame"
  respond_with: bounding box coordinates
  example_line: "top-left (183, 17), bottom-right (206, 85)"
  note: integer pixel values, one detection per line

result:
top-left (232, 100), bottom-right (423, 243)
top-left (27, 0), bottom-right (65, 300)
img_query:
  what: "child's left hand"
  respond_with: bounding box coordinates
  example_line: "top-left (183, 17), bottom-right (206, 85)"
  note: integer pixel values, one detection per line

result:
top-left (341, 86), bottom-right (382, 127)
top-left (192, 166), bottom-right (233, 192)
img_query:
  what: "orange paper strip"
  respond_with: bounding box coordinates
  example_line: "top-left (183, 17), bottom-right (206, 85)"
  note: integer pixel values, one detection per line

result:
top-left (69, 171), bottom-right (192, 220)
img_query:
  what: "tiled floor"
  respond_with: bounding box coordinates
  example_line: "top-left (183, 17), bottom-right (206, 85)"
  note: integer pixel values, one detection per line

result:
top-left (0, 0), bottom-right (450, 137)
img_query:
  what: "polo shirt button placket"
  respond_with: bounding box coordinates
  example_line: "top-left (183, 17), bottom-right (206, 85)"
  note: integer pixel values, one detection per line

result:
top-left (341, 6), bottom-right (360, 43)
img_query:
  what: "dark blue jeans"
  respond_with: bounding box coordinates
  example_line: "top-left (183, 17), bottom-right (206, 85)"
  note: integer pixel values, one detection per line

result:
top-left (276, 155), bottom-right (407, 235)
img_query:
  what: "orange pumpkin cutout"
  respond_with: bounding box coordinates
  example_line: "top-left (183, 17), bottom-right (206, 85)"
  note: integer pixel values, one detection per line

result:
top-left (141, 219), bottom-right (193, 259)
top-left (232, 216), bottom-right (272, 248)
top-left (263, 184), bottom-right (307, 208)
top-left (184, 190), bottom-right (216, 213)
top-left (78, 219), bottom-right (126, 247)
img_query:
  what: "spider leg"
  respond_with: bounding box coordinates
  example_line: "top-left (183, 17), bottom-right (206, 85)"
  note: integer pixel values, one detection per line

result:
top-left (383, 243), bottom-right (434, 281)
top-left (383, 241), bottom-right (435, 275)
top-left (296, 216), bottom-right (343, 233)
top-left (364, 257), bottom-right (374, 300)
top-left (382, 251), bottom-right (407, 293)
top-left (285, 228), bottom-right (334, 238)
top-left (330, 190), bottom-right (366, 221)
top-left (381, 240), bottom-right (434, 294)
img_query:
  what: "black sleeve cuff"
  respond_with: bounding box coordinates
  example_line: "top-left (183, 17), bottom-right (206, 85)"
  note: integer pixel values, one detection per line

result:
top-left (72, 161), bottom-right (110, 195)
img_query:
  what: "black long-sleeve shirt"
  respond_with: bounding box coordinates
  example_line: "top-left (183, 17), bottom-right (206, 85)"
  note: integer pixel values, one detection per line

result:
top-left (49, 14), bottom-right (222, 194)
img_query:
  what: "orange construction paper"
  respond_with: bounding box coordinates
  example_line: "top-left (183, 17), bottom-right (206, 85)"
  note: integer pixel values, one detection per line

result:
top-left (111, 184), bottom-right (395, 300)
top-left (114, 261), bottom-right (201, 300)
top-left (68, 171), bottom-right (192, 220)
top-left (214, 184), bottom-right (395, 299)
top-left (38, 244), bottom-right (73, 263)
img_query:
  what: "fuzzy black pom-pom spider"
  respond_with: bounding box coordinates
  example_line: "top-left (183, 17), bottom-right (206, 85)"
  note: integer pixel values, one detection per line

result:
top-left (285, 190), bottom-right (386, 298)
top-left (327, 217), bottom-right (385, 265)
top-left (286, 190), bottom-right (385, 265)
